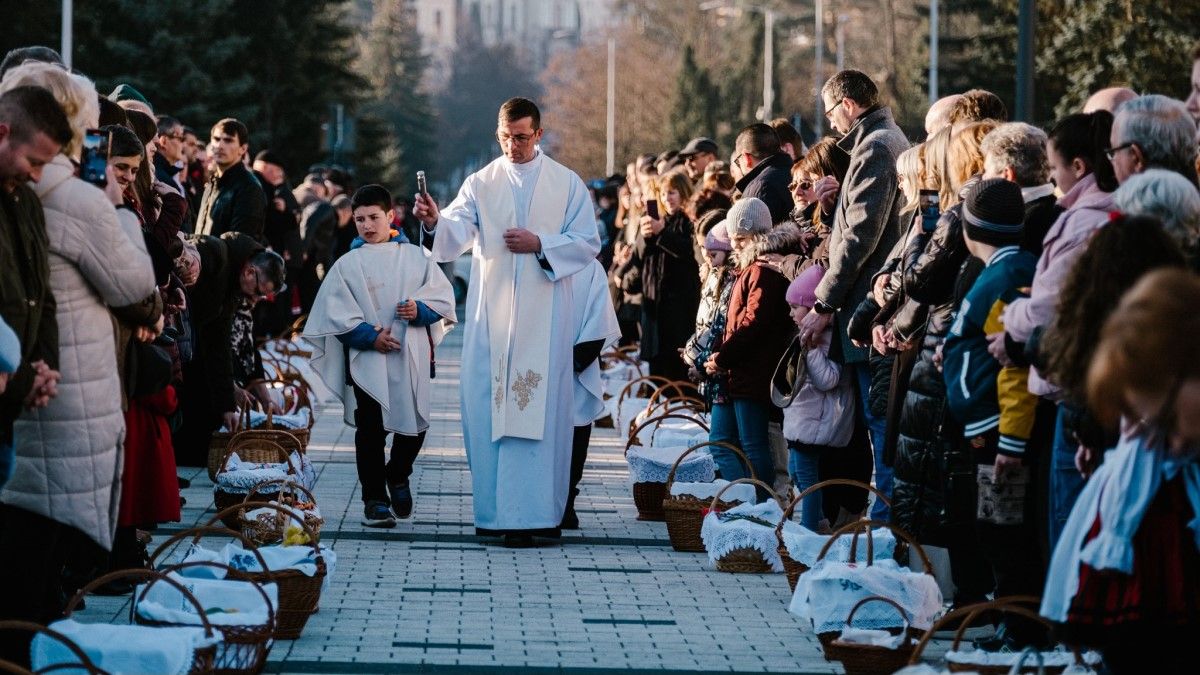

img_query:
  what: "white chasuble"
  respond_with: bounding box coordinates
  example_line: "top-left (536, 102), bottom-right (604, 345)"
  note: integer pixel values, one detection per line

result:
top-left (571, 260), bottom-right (620, 426)
top-left (432, 150), bottom-right (600, 532)
top-left (304, 242), bottom-right (457, 435)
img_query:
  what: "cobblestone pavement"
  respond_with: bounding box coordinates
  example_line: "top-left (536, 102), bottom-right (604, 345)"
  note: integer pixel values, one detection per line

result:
top-left (76, 325), bottom-right (950, 674)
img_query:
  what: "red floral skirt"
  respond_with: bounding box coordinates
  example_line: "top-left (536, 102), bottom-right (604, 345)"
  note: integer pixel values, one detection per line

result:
top-left (1065, 475), bottom-right (1200, 639)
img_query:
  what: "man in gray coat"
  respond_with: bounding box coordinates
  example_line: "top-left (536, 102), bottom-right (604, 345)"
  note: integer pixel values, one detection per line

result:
top-left (799, 69), bottom-right (908, 520)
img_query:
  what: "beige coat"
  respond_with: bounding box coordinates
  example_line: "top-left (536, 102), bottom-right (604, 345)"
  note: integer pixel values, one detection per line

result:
top-left (0, 155), bottom-right (155, 550)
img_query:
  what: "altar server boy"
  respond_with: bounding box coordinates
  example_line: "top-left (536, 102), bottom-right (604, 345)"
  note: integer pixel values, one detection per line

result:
top-left (306, 185), bottom-right (457, 527)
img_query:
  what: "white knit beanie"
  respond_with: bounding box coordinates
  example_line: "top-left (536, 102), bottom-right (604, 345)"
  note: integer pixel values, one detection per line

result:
top-left (724, 197), bottom-right (772, 239)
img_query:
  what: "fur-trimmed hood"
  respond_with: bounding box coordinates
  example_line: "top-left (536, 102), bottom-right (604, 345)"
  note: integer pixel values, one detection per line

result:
top-left (736, 221), bottom-right (808, 269)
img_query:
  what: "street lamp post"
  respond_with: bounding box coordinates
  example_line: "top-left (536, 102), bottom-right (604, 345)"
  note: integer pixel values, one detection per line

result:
top-left (814, 0), bottom-right (824, 137)
top-left (61, 0), bottom-right (73, 69)
top-left (700, 0), bottom-right (776, 123)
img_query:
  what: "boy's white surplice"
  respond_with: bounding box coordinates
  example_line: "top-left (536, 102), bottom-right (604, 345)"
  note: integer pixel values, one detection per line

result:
top-left (432, 149), bottom-right (599, 533)
top-left (305, 241), bottom-right (456, 435)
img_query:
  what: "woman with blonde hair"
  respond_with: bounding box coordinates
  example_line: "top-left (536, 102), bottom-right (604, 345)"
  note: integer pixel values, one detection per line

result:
top-left (885, 116), bottom-right (1003, 614)
top-left (0, 62), bottom-right (157, 613)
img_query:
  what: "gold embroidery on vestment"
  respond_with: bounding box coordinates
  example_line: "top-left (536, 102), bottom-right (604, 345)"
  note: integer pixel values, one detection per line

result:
top-left (511, 370), bottom-right (543, 411)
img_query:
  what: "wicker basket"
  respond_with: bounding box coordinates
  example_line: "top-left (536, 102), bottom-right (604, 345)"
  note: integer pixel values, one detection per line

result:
top-left (908, 598), bottom-right (1084, 674)
top-left (812, 520), bottom-right (934, 651)
top-left (776, 479), bottom-right (892, 591)
top-left (0, 620), bottom-right (104, 675)
top-left (624, 413), bottom-right (710, 521)
top-left (612, 375), bottom-right (675, 437)
top-left (820, 596), bottom-right (918, 675)
top-left (239, 479), bottom-right (324, 546)
top-left (207, 505), bottom-right (327, 640)
top-left (206, 395), bottom-right (313, 482)
top-left (139, 560), bottom-right (276, 675)
top-left (213, 439), bottom-right (299, 528)
top-left (64, 569), bottom-right (218, 675)
top-left (662, 441), bottom-right (753, 552)
top-left (208, 404), bottom-right (262, 481)
top-left (706, 478), bottom-right (784, 574)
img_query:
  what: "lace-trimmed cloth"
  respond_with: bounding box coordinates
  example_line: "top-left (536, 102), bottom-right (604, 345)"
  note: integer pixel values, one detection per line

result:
top-left (701, 500), bottom-right (786, 572)
top-left (669, 479), bottom-right (755, 503)
top-left (215, 450), bottom-right (317, 493)
top-left (780, 525), bottom-right (897, 568)
top-left (790, 557), bottom-right (943, 634)
top-left (626, 445), bottom-right (715, 484)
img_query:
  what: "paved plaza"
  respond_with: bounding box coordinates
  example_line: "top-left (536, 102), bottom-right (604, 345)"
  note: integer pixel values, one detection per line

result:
top-left (75, 325), bottom-right (949, 674)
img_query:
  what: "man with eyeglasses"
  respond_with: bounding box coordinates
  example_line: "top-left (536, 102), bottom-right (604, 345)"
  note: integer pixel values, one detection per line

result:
top-left (154, 115), bottom-right (188, 197)
top-left (195, 118), bottom-right (266, 239)
top-left (413, 97), bottom-right (601, 549)
top-left (174, 231), bottom-right (285, 465)
top-left (1107, 94), bottom-right (1199, 186)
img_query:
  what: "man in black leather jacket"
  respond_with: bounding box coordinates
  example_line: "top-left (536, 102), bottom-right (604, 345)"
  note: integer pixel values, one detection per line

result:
top-left (195, 118), bottom-right (266, 240)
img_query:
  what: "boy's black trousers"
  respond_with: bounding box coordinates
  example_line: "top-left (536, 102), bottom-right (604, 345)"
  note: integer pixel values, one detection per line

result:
top-left (352, 383), bottom-right (425, 504)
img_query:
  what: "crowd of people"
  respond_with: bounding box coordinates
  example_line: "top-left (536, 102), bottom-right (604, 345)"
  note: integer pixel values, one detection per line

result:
top-left (0, 34), bottom-right (1198, 673)
top-left (600, 49), bottom-right (1200, 671)
top-left (0, 44), bottom-right (396, 663)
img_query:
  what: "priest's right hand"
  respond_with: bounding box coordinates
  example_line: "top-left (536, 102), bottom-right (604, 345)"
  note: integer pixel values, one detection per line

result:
top-left (222, 411), bottom-right (241, 432)
top-left (373, 327), bottom-right (403, 353)
top-left (413, 193), bottom-right (439, 227)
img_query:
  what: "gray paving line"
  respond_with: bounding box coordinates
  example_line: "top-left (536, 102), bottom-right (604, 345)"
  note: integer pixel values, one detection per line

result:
top-left (149, 526), bottom-right (673, 549)
top-left (263, 662), bottom-right (830, 675)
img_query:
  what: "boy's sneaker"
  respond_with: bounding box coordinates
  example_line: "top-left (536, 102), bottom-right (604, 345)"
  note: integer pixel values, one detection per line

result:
top-left (362, 500), bottom-right (396, 528)
top-left (388, 481), bottom-right (413, 519)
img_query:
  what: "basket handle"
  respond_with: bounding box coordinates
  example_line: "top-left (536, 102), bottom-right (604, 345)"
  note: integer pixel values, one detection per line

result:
top-left (816, 519), bottom-right (934, 574)
top-left (0, 621), bottom-right (106, 675)
top-left (645, 395), bottom-right (706, 420)
top-left (707, 477), bottom-right (782, 513)
top-left (615, 374), bottom-right (673, 408)
top-left (146, 525), bottom-right (268, 572)
top-left (64, 569), bottom-right (215, 638)
top-left (842, 595), bottom-right (912, 640)
top-left (228, 428), bottom-right (303, 456)
top-left (207, 502), bottom-right (322, 558)
top-left (1009, 646), bottom-right (1046, 675)
top-left (775, 479), bottom-right (891, 540)
top-left (623, 413), bottom-right (709, 455)
top-left (150, 561), bottom-right (276, 633)
top-left (907, 599), bottom-right (1079, 666)
top-left (664, 441), bottom-right (755, 490)
top-left (217, 438), bottom-right (297, 477)
top-left (242, 477), bottom-right (318, 508)
top-left (647, 380), bottom-right (699, 406)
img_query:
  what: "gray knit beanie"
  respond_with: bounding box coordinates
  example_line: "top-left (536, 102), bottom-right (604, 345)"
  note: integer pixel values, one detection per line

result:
top-left (724, 197), bottom-right (773, 239)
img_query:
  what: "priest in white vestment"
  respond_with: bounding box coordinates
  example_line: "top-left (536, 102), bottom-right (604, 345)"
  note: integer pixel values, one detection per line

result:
top-left (414, 98), bottom-right (600, 546)
top-left (562, 259), bottom-right (620, 529)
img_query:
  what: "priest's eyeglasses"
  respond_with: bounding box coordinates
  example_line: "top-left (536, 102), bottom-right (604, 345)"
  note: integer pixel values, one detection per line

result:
top-left (497, 131), bottom-right (536, 145)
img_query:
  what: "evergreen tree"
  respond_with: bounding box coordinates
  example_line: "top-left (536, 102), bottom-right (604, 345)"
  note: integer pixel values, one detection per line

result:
top-left (1041, 0), bottom-right (1200, 118)
top-left (665, 44), bottom-right (719, 148)
top-left (355, 0), bottom-right (435, 190)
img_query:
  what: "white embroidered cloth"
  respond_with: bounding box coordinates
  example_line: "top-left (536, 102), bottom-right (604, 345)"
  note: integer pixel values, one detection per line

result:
top-left (945, 648), bottom-right (1101, 668)
top-left (836, 627), bottom-right (910, 649)
top-left (215, 451), bottom-right (316, 493)
top-left (135, 572), bottom-right (277, 627)
top-left (33, 619), bottom-right (219, 675)
top-left (608, 396), bottom-right (649, 435)
top-left (669, 479), bottom-right (756, 504)
top-left (780, 525), bottom-right (898, 567)
top-left (790, 558), bottom-right (943, 633)
top-left (632, 416), bottom-right (708, 446)
top-left (626, 445), bottom-right (715, 484)
top-left (180, 541), bottom-right (337, 592)
top-left (700, 500), bottom-right (786, 572)
top-left (217, 408), bottom-right (310, 432)
top-left (600, 361), bottom-right (644, 398)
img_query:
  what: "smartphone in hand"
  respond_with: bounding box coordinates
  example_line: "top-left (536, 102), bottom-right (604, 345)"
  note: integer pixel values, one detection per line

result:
top-left (81, 129), bottom-right (110, 188)
top-left (644, 199), bottom-right (660, 220)
top-left (919, 189), bottom-right (940, 233)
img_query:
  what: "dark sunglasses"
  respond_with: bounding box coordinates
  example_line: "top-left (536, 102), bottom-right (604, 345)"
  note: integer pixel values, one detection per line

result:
top-left (789, 180), bottom-right (813, 192)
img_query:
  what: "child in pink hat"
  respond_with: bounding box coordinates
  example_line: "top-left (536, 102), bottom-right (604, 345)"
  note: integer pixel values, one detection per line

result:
top-left (778, 265), bottom-right (856, 531)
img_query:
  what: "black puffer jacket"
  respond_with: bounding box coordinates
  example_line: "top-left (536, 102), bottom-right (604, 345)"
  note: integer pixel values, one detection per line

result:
top-left (888, 193), bottom-right (984, 545)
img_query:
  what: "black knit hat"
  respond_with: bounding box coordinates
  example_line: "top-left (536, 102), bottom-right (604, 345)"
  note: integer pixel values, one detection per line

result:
top-left (963, 178), bottom-right (1025, 246)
